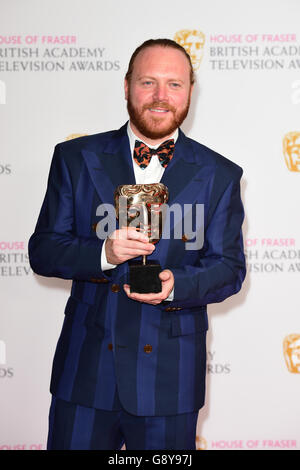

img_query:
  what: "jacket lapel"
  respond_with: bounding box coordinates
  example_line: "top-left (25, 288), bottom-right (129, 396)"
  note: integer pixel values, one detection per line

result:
top-left (81, 125), bottom-right (211, 265)
top-left (82, 125), bottom-right (207, 208)
top-left (81, 124), bottom-right (135, 207)
top-left (161, 129), bottom-right (209, 209)
top-left (154, 130), bottom-right (212, 265)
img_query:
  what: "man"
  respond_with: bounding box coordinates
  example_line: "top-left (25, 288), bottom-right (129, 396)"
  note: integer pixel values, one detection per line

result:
top-left (29, 38), bottom-right (246, 450)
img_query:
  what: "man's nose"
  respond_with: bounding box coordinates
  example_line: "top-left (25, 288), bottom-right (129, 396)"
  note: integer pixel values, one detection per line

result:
top-left (153, 83), bottom-right (168, 102)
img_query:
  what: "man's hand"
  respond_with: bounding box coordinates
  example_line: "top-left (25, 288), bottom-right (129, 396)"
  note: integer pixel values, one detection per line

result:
top-left (105, 227), bottom-right (155, 265)
top-left (123, 269), bottom-right (174, 305)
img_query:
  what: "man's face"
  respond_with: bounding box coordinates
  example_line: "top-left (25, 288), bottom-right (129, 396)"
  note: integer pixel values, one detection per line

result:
top-left (125, 46), bottom-right (193, 144)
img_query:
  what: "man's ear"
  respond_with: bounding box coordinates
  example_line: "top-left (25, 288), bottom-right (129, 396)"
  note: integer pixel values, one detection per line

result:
top-left (190, 83), bottom-right (194, 98)
top-left (124, 79), bottom-right (129, 100)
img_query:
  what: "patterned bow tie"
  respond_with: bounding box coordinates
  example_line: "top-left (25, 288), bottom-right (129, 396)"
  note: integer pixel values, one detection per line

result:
top-left (133, 139), bottom-right (175, 169)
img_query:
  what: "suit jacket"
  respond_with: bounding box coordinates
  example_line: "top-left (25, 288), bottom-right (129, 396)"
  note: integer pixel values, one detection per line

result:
top-left (29, 123), bottom-right (246, 416)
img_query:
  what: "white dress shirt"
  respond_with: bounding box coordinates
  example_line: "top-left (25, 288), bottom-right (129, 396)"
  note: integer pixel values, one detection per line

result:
top-left (127, 122), bottom-right (178, 185)
top-left (100, 122), bottom-right (178, 299)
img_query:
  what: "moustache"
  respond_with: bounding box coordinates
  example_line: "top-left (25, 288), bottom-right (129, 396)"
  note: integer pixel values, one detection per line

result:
top-left (142, 102), bottom-right (176, 113)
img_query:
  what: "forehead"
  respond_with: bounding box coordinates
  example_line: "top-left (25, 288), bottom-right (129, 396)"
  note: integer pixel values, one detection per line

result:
top-left (132, 46), bottom-right (190, 79)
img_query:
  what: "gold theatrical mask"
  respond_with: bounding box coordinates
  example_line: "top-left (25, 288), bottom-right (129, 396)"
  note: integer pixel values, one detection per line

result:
top-left (114, 183), bottom-right (169, 293)
top-left (283, 131), bottom-right (300, 172)
top-left (174, 29), bottom-right (206, 70)
top-left (65, 133), bottom-right (88, 141)
top-left (283, 334), bottom-right (300, 373)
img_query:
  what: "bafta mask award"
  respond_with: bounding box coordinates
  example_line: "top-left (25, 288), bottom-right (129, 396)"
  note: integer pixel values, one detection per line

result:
top-left (114, 183), bottom-right (169, 293)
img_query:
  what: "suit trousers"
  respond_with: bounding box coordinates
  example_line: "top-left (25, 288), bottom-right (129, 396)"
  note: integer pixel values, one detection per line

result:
top-left (47, 396), bottom-right (199, 450)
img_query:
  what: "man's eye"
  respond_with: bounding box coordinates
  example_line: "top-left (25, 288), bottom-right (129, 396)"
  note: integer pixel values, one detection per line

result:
top-left (142, 81), bottom-right (153, 86)
top-left (170, 82), bottom-right (181, 88)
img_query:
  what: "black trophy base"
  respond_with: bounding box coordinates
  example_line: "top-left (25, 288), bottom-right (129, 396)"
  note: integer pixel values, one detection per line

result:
top-left (129, 260), bottom-right (162, 293)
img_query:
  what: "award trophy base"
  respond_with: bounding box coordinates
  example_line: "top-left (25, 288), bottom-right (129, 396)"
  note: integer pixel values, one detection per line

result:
top-left (129, 260), bottom-right (162, 293)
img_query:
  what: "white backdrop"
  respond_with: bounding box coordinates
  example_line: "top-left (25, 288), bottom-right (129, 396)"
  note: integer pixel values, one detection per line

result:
top-left (0, 0), bottom-right (299, 451)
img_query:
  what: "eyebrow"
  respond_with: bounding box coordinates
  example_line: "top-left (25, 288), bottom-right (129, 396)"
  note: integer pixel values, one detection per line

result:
top-left (137, 75), bottom-right (185, 83)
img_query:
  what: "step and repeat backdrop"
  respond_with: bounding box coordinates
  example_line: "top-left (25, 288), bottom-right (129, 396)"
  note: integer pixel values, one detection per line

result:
top-left (0, 0), bottom-right (299, 451)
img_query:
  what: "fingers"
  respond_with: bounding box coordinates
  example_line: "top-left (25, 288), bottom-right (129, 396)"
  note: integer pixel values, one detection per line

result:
top-left (105, 227), bottom-right (154, 265)
top-left (123, 284), bottom-right (165, 305)
top-left (114, 238), bottom-right (153, 253)
top-left (123, 270), bottom-right (174, 305)
top-left (159, 269), bottom-right (172, 281)
top-left (110, 227), bottom-right (149, 242)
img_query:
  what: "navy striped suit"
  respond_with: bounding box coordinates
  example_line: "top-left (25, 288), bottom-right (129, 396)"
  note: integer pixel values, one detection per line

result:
top-left (29, 123), bottom-right (246, 422)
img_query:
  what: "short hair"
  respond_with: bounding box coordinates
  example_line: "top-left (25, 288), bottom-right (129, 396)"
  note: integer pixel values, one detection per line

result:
top-left (125, 38), bottom-right (195, 85)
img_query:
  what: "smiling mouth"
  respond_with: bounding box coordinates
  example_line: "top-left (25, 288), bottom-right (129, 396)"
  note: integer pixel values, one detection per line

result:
top-left (145, 102), bottom-right (174, 114)
top-left (149, 108), bottom-right (169, 113)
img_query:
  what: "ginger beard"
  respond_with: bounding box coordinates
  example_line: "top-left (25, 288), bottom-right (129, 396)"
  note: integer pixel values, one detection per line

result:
top-left (126, 89), bottom-right (191, 141)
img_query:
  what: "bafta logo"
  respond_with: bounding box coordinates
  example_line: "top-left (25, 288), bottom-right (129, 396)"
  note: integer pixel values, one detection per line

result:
top-left (196, 436), bottom-right (208, 450)
top-left (114, 183), bottom-right (169, 293)
top-left (283, 132), bottom-right (300, 172)
top-left (65, 133), bottom-right (88, 141)
top-left (283, 334), bottom-right (300, 373)
top-left (174, 29), bottom-right (206, 70)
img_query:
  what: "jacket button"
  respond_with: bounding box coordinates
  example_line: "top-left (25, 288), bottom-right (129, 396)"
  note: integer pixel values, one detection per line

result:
top-left (182, 234), bottom-right (189, 242)
top-left (108, 343), bottom-right (113, 351)
top-left (165, 306), bottom-right (178, 312)
top-left (90, 277), bottom-right (109, 284)
top-left (144, 344), bottom-right (152, 354)
top-left (111, 283), bottom-right (120, 293)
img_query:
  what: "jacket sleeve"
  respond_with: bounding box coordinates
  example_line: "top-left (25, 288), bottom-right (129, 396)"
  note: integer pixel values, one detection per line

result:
top-left (171, 170), bottom-right (246, 307)
top-left (28, 144), bottom-right (107, 281)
